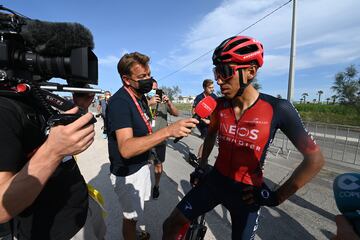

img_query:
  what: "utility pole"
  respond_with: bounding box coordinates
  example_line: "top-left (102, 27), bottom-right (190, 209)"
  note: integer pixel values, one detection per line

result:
top-left (287, 0), bottom-right (297, 102)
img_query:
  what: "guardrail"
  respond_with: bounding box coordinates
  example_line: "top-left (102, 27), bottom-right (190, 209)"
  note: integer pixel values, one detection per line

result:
top-left (272, 121), bottom-right (360, 166)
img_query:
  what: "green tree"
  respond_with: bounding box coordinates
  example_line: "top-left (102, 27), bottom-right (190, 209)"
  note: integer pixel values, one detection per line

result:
top-left (301, 92), bottom-right (309, 103)
top-left (331, 95), bottom-right (338, 104)
top-left (331, 65), bottom-right (360, 104)
top-left (161, 85), bottom-right (181, 101)
top-left (317, 90), bottom-right (324, 103)
top-left (326, 97), bottom-right (330, 104)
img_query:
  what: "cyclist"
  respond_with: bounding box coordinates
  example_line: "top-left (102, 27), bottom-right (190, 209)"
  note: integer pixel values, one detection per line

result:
top-left (162, 35), bottom-right (325, 239)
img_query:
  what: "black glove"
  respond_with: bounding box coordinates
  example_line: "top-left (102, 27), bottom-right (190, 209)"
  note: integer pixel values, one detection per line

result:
top-left (190, 165), bottom-right (213, 186)
top-left (253, 183), bottom-right (279, 207)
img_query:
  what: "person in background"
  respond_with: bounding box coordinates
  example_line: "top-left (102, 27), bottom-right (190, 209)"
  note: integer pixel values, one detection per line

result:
top-left (107, 52), bottom-right (198, 240)
top-left (147, 79), bottom-right (179, 199)
top-left (190, 79), bottom-right (217, 161)
top-left (97, 91), bottom-right (111, 139)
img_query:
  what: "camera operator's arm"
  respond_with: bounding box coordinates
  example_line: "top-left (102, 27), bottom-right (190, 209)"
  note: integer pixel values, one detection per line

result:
top-left (116, 118), bottom-right (198, 159)
top-left (163, 95), bottom-right (179, 117)
top-left (0, 108), bottom-right (95, 223)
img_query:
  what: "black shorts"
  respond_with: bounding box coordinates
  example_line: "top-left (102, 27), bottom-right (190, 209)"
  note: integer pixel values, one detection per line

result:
top-left (152, 144), bottom-right (166, 164)
top-left (177, 169), bottom-right (260, 240)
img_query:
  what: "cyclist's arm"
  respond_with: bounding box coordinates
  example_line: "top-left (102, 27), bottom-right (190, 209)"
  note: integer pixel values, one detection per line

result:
top-left (276, 150), bottom-right (324, 204)
top-left (275, 100), bottom-right (324, 204)
top-left (198, 110), bottom-right (219, 169)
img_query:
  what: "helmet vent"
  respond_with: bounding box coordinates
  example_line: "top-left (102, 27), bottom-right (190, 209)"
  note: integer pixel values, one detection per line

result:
top-left (224, 38), bottom-right (249, 52)
top-left (235, 44), bottom-right (259, 55)
top-left (220, 54), bottom-right (232, 61)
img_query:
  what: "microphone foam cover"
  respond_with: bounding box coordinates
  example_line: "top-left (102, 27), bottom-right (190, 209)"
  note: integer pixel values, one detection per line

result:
top-left (195, 96), bottom-right (217, 118)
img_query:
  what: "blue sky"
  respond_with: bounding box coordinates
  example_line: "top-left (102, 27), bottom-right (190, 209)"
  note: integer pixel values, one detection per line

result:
top-left (3, 0), bottom-right (359, 102)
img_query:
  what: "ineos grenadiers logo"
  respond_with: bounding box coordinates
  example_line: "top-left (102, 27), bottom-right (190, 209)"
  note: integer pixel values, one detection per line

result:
top-left (220, 123), bottom-right (259, 140)
top-left (337, 174), bottom-right (360, 191)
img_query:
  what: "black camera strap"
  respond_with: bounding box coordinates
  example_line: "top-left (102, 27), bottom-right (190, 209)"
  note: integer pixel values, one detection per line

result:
top-left (39, 89), bottom-right (76, 112)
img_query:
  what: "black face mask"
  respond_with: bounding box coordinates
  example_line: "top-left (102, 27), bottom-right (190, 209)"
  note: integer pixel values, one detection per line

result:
top-left (131, 77), bottom-right (153, 94)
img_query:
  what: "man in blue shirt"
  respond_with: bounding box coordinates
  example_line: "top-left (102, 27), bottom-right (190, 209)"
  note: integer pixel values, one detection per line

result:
top-left (107, 52), bottom-right (198, 240)
top-left (191, 79), bottom-right (217, 160)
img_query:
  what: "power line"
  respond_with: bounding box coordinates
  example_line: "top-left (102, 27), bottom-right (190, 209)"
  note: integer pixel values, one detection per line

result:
top-left (159, 0), bottom-right (292, 81)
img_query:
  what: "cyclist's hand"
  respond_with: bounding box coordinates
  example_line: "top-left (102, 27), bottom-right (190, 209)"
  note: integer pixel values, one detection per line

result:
top-left (190, 167), bottom-right (205, 187)
top-left (190, 165), bottom-right (212, 187)
top-left (242, 183), bottom-right (279, 207)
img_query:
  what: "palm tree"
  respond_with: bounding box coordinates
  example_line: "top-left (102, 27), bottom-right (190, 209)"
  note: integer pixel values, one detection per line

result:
top-left (312, 98), bottom-right (317, 103)
top-left (331, 95), bottom-right (337, 104)
top-left (326, 98), bottom-right (330, 104)
top-left (317, 90), bottom-right (324, 103)
top-left (301, 93), bottom-right (309, 103)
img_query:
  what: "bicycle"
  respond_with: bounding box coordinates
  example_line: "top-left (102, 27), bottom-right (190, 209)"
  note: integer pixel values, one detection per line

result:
top-left (176, 153), bottom-right (208, 240)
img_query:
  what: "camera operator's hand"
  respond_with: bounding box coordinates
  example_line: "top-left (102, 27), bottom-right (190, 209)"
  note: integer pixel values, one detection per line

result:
top-left (242, 183), bottom-right (280, 207)
top-left (72, 92), bottom-right (95, 112)
top-left (148, 95), bottom-right (161, 107)
top-left (44, 107), bottom-right (95, 160)
top-left (166, 118), bottom-right (198, 138)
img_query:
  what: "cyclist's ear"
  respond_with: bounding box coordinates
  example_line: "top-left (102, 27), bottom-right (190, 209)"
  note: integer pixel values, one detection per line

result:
top-left (245, 65), bottom-right (257, 81)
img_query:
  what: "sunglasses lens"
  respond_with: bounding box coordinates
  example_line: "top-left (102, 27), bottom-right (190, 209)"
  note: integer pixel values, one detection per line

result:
top-left (214, 65), bottom-right (233, 80)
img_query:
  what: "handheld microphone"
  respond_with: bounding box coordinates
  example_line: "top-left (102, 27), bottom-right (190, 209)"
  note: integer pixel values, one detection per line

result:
top-left (21, 18), bottom-right (94, 56)
top-left (174, 96), bottom-right (217, 143)
top-left (333, 173), bottom-right (360, 235)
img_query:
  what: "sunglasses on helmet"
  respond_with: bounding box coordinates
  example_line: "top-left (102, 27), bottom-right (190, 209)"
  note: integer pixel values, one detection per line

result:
top-left (213, 64), bottom-right (250, 81)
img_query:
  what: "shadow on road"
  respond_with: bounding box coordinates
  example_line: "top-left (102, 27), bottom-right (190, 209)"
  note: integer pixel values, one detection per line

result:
top-left (87, 163), bottom-right (122, 240)
top-left (167, 139), bottom-right (192, 162)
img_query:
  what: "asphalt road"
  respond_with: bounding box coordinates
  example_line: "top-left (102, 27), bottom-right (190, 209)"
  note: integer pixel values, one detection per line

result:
top-left (76, 118), bottom-right (360, 240)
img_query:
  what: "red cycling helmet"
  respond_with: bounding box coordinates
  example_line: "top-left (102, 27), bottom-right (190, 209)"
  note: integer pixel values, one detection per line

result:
top-left (212, 36), bottom-right (264, 67)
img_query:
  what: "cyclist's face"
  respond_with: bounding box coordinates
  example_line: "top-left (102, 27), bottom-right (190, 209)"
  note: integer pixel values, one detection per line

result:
top-left (215, 64), bottom-right (255, 99)
top-left (215, 64), bottom-right (242, 99)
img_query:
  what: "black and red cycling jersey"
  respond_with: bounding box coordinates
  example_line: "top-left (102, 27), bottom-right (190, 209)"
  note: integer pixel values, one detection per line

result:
top-left (211, 93), bottom-right (319, 187)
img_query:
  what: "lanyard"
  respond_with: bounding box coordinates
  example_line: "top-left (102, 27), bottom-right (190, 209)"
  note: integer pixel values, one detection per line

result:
top-left (124, 87), bottom-right (152, 134)
top-left (149, 106), bottom-right (158, 120)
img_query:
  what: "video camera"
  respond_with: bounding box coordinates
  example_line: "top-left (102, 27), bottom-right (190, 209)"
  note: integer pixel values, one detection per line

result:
top-left (0, 5), bottom-right (98, 86)
top-left (0, 5), bottom-right (101, 122)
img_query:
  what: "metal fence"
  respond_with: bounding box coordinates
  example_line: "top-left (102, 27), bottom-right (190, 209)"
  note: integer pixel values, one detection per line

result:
top-left (271, 122), bottom-right (360, 166)
top-left (177, 111), bottom-right (360, 166)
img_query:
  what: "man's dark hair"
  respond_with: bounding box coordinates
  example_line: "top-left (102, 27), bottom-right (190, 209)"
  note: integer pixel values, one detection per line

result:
top-left (117, 52), bottom-right (150, 80)
top-left (203, 79), bottom-right (214, 89)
